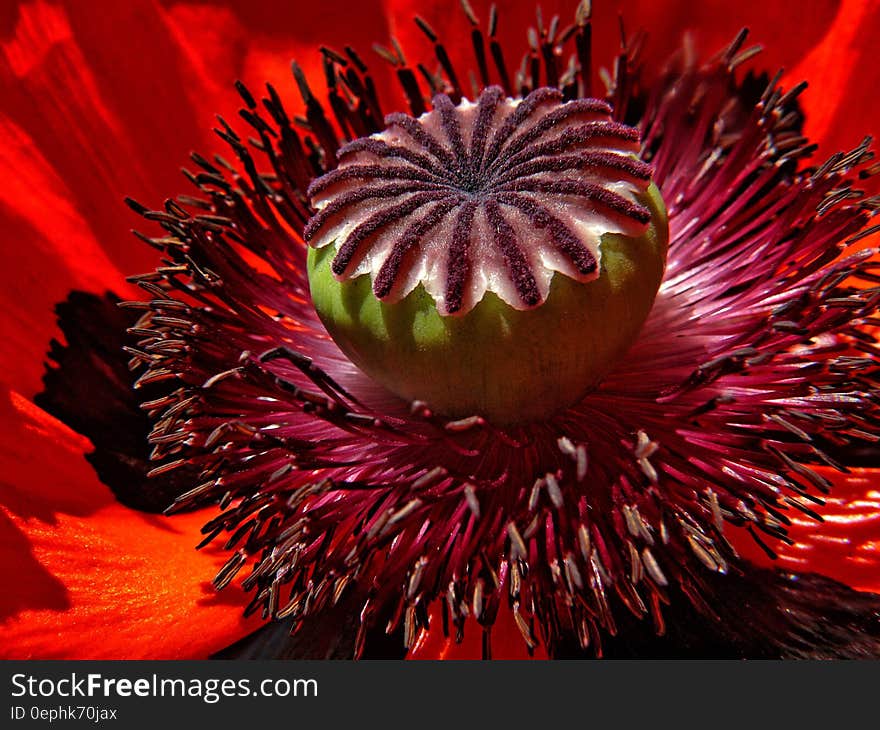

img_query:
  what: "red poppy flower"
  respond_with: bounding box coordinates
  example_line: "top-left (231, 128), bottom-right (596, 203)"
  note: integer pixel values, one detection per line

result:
top-left (1, 0), bottom-right (879, 660)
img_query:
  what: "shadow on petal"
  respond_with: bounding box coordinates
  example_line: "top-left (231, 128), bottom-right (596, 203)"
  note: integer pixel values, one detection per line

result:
top-left (0, 511), bottom-right (69, 621)
top-left (0, 503), bottom-right (262, 659)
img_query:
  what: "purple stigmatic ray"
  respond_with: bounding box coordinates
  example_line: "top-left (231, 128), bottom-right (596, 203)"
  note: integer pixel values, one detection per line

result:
top-left (496, 193), bottom-right (597, 276)
top-left (484, 199), bottom-right (542, 306)
top-left (306, 86), bottom-right (653, 315)
top-left (373, 199), bottom-right (459, 299)
top-left (467, 86), bottom-right (504, 166)
top-left (445, 200), bottom-right (479, 314)
top-left (329, 190), bottom-right (450, 276)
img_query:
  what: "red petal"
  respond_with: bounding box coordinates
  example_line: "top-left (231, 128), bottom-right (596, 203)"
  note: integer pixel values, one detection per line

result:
top-left (0, 1), bottom-right (187, 276)
top-left (0, 387), bottom-right (260, 658)
top-left (0, 117), bottom-right (128, 396)
top-left (788, 0), bottom-right (880, 156)
top-left (775, 468), bottom-right (880, 594)
top-left (162, 0), bottom-right (397, 123)
top-left (729, 467), bottom-right (880, 595)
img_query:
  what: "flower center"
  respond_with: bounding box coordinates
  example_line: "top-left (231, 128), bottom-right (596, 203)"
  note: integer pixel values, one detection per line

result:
top-left (304, 87), bottom-right (669, 423)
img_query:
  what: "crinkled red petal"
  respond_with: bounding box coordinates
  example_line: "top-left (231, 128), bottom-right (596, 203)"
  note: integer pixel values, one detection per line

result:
top-left (0, 387), bottom-right (260, 658)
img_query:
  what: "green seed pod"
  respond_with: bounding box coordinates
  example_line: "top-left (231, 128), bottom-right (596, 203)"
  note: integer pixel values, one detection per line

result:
top-left (305, 88), bottom-right (670, 424)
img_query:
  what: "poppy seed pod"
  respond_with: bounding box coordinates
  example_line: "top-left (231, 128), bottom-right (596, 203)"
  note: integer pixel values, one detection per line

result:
top-left (306, 88), bottom-right (669, 423)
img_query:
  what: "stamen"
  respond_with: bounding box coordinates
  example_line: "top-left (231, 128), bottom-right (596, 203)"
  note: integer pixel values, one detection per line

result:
top-left (488, 4), bottom-right (513, 95)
